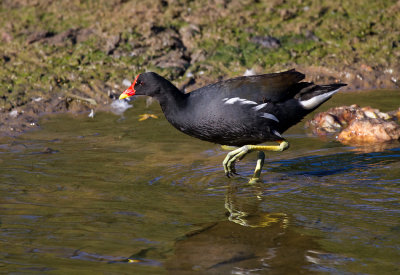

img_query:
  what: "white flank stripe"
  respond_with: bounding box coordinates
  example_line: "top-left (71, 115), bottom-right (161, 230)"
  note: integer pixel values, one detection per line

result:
top-left (252, 102), bottom-right (268, 111)
top-left (299, 89), bottom-right (340, 110)
top-left (240, 99), bottom-right (257, 105)
top-left (260, 113), bottom-right (279, 122)
top-left (224, 97), bottom-right (241, 104)
top-left (272, 130), bottom-right (282, 138)
top-left (223, 97), bottom-right (257, 105)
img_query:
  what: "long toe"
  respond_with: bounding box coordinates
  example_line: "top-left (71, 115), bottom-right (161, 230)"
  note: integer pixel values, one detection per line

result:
top-left (222, 145), bottom-right (249, 177)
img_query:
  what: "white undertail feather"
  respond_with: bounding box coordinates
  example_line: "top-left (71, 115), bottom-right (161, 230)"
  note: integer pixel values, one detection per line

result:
top-left (272, 130), bottom-right (282, 138)
top-left (299, 89), bottom-right (341, 110)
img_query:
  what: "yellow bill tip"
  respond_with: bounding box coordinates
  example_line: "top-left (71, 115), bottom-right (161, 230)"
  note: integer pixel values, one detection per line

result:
top-left (119, 93), bottom-right (129, 100)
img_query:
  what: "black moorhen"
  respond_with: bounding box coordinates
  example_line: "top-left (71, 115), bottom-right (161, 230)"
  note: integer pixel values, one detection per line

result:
top-left (119, 70), bottom-right (346, 181)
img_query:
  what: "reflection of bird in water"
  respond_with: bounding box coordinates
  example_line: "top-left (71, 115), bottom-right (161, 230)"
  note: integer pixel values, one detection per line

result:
top-left (225, 182), bottom-right (288, 228)
top-left (119, 70), bottom-right (345, 182)
top-left (165, 184), bottom-right (326, 274)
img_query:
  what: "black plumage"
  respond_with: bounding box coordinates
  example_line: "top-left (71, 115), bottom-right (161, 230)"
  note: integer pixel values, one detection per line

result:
top-left (122, 69), bottom-right (346, 147)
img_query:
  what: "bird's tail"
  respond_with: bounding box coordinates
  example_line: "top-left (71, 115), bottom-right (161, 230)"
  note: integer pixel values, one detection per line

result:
top-left (296, 83), bottom-right (347, 110)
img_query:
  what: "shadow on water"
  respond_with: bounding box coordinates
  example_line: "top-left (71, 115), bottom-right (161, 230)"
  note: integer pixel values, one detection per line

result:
top-left (273, 147), bottom-right (400, 177)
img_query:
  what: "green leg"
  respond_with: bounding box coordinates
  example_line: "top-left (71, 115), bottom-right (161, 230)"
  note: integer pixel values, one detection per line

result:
top-left (249, 151), bottom-right (265, 184)
top-left (221, 140), bottom-right (289, 178)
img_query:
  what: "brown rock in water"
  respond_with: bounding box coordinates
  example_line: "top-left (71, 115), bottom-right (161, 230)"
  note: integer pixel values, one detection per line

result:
top-left (338, 118), bottom-right (400, 143)
top-left (307, 105), bottom-right (400, 144)
top-left (389, 107), bottom-right (400, 120)
top-left (307, 105), bottom-right (363, 136)
top-left (308, 113), bottom-right (342, 135)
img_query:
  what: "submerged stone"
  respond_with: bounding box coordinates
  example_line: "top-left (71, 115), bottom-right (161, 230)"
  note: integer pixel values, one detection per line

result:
top-left (338, 118), bottom-right (400, 144)
top-left (307, 105), bottom-right (400, 144)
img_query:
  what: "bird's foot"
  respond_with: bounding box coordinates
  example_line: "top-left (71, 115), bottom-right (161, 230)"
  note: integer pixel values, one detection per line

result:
top-left (223, 145), bottom-right (250, 177)
top-left (222, 141), bottom-right (289, 178)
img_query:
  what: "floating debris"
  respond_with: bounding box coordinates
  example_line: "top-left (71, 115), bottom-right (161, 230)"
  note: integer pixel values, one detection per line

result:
top-left (110, 99), bottom-right (132, 115)
top-left (243, 69), bottom-right (255, 76)
top-left (138, 114), bottom-right (158, 121)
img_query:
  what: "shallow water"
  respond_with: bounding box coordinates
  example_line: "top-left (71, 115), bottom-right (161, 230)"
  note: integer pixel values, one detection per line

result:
top-left (1, 90), bottom-right (400, 274)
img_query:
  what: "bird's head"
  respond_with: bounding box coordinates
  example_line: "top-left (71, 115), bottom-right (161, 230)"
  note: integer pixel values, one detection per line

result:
top-left (119, 72), bottom-right (162, 100)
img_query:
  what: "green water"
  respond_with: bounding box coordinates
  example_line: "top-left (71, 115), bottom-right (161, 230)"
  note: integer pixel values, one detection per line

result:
top-left (1, 90), bottom-right (400, 274)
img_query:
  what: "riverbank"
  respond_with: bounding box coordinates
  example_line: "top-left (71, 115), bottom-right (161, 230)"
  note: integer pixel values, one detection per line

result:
top-left (1, 0), bottom-right (399, 135)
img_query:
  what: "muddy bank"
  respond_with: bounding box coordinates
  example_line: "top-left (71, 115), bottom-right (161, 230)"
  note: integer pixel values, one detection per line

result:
top-left (1, 0), bottom-right (399, 135)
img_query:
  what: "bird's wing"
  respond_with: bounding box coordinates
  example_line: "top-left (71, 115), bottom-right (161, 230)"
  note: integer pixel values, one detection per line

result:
top-left (203, 69), bottom-right (306, 103)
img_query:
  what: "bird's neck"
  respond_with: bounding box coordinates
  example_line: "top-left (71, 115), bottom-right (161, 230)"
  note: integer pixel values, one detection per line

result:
top-left (154, 80), bottom-right (188, 113)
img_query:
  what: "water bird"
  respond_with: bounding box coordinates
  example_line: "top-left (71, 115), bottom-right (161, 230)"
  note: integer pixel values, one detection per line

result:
top-left (119, 69), bottom-right (346, 182)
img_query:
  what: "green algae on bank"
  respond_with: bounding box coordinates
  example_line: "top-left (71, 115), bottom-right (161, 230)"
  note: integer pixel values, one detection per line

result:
top-left (1, 0), bottom-right (399, 135)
